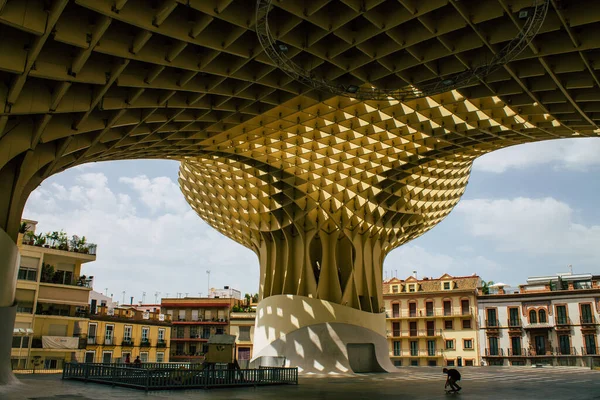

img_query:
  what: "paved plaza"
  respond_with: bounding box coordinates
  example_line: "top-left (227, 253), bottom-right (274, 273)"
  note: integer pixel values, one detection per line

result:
top-left (2, 367), bottom-right (599, 400)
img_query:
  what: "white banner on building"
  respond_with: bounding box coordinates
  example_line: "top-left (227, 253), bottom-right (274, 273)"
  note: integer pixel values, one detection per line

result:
top-left (42, 336), bottom-right (79, 349)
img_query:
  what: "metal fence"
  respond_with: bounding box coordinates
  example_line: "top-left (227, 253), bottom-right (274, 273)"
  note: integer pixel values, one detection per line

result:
top-left (62, 362), bottom-right (298, 390)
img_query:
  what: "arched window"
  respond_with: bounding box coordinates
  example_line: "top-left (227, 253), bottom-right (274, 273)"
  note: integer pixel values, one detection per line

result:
top-left (529, 309), bottom-right (537, 323)
top-left (538, 309), bottom-right (547, 323)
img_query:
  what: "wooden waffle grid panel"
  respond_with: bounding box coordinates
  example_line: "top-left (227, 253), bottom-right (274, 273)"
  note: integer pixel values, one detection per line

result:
top-left (178, 92), bottom-right (579, 311)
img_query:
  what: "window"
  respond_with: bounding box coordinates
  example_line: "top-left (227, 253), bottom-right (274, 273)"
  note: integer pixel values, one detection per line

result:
top-left (408, 284), bottom-right (416, 292)
top-left (238, 347), bottom-right (251, 360)
top-left (462, 319), bottom-right (472, 329)
top-left (102, 351), bottom-right (112, 364)
top-left (202, 327), bottom-right (211, 339)
top-left (529, 310), bottom-right (537, 323)
top-left (156, 352), bottom-right (164, 363)
top-left (443, 300), bottom-right (452, 316)
top-left (176, 326), bottom-right (185, 339)
top-left (581, 304), bottom-right (593, 324)
top-left (17, 267), bottom-right (37, 281)
top-left (239, 326), bottom-right (251, 341)
top-left (158, 329), bottom-right (165, 341)
top-left (191, 309), bottom-right (199, 321)
top-left (409, 322), bottom-right (417, 337)
top-left (584, 335), bottom-right (597, 355)
top-left (446, 360), bottom-right (455, 367)
top-left (559, 335), bottom-right (570, 355)
top-left (410, 341), bottom-right (418, 356)
top-left (190, 326), bottom-right (199, 338)
top-left (556, 305), bottom-right (568, 325)
top-left (465, 359), bottom-right (474, 366)
top-left (461, 299), bottom-right (470, 315)
top-left (85, 351), bottom-right (95, 363)
top-left (392, 285), bottom-right (399, 293)
top-left (121, 352), bottom-right (131, 363)
top-left (141, 327), bottom-right (149, 343)
top-left (123, 326), bottom-right (132, 340)
top-left (427, 340), bottom-right (436, 356)
top-left (393, 341), bottom-right (401, 356)
top-left (105, 325), bottom-right (114, 345)
top-left (509, 308), bottom-right (520, 326)
top-left (426, 321), bottom-right (435, 336)
top-left (444, 320), bottom-right (453, 330)
top-left (392, 303), bottom-right (400, 318)
top-left (443, 282), bottom-right (451, 290)
top-left (392, 322), bottom-right (400, 337)
top-left (488, 337), bottom-right (499, 356)
top-left (44, 359), bottom-right (59, 369)
top-left (178, 310), bottom-right (186, 321)
top-left (12, 336), bottom-right (21, 348)
top-left (216, 327), bottom-right (224, 335)
top-left (445, 340), bottom-right (454, 350)
top-left (410, 360), bottom-right (418, 366)
top-left (408, 302), bottom-right (417, 317)
top-left (17, 302), bottom-right (34, 314)
top-left (428, 360), bottom-right (437, 366)
top-left (426, 301), bottom-right (434, 316)
top-left (393, 360), bottom-right (402, 367)
top-left (140, 352), bottom-right (148, 362)
top-left (511, 336), bottom-right (521, 356)
top-left (486, 309), bottom-right (497, 327)
top-left (463, 339), bottom-right (473, 350)
top-left (538, 309), bottom-right (547, 323)
top-left (88, 324), bottom-right (97, 344)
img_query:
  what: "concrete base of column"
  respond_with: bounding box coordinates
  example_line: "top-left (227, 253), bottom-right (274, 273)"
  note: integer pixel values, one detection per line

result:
top-left (251, 295), bottom-right (396, 373)
top-left (0, 304), bottom-right (18, 386)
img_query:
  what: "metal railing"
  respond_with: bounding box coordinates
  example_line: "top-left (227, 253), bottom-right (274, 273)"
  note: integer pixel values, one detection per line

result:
top-left (484, 348), bottom-right (504, 357)
top-left (62, 363), bottom-right (298, 390)
top-left (580, 316), bottom-right (598, 325)
top-left (388, 309), bottom-right (473, 318)
top-left (485, 319), bottom-right (500, 328)
top-left (507, 319), bottom-right (522, 328)
top-left (555, 346), bottom-right (577, 356)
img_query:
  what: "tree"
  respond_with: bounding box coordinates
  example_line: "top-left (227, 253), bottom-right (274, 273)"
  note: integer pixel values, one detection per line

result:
top-left (252, 293), bottom-right (259, 303)
top-left (244, 293), bottom-right (251, 306)
top-left (481, 281), bottom-right (494, 295)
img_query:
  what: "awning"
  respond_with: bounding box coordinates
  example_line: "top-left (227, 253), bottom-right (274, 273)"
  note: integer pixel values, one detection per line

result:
top-left (42, 336), bottom-right (79, 349)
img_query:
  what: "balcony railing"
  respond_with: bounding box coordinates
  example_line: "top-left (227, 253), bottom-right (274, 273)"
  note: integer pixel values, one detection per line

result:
top-left (555, 346), bottom-right (577, 356)
top-left (582, 346), bottom-right (597, 355)
top-left (140, 339), bottom-right (151, 347)
top-left (507, 348), bottom-right (524, 356)
top-left (393, 329), bottom-right (443, 338)
top-left (580, 316), bottom-right (598, 325)
top-left (406, 349), bottom-right (442, 357)
top-left (157, 340), bottom-right (167, 348)
top-left (121, 337), bottom-right (135, 347)
top-left (555, 317), bottom-right (572, 327)
top-left (388, 309), bottom-right (473, 318)
top-left (485, 319), bottom-right (500, 328)
top-left (507, 319), bottom-right (522, 328)
top-left (484, 348), bottom-right (504, 357)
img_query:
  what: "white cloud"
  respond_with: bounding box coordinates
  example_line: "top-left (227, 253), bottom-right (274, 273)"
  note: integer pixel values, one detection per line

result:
top-left (24, 172), bottom-right (259, 304)
top-left (383, 245), bottom-right (501, 281)
top-left (455, 197), bottom-right (600, 259)
top-left (473, 138), bottom-right (600, 173)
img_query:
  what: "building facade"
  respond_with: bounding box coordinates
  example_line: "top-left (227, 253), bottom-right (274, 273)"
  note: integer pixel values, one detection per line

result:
top-left (478, 273), bottom-right (600, 367)
top-left (383, 274), bottom-right (481, 367)
top-left (85, 306), bottom-right (171, 364)
top-left (11, 220), bottom-right (96, 369)
top-left (229, 312), bottom-right (256, 368)
top-left (161, 296), bottom-right (240, 363)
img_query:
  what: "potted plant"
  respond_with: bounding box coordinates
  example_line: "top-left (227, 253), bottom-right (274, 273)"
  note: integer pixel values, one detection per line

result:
top-left (57, 230), bottom-right (69, 251)
top-left (69, 235), bottom-right (80, 252)
top-left (41, 263), bottom-right (55, 283)
top-left (34, 234), bottom-right (46, 247)
top-left (48, 231), bottom-right (60, 249)
top-left (24, 231), bottom-right (35, 245)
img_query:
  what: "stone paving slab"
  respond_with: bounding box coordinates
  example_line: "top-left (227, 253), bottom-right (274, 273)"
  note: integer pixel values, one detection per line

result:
top-left (1, 367), bottom-right (599, 400)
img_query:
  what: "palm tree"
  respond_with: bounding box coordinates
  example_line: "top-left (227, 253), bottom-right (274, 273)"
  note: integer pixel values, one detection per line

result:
top-left (481, 280), bottom-right (494, 295)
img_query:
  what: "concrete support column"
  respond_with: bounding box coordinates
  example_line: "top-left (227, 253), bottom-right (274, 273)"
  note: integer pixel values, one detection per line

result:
top-left (0, 227), bottom-right (19, 385)
top-left (251, 295), bottom-right (395, 373)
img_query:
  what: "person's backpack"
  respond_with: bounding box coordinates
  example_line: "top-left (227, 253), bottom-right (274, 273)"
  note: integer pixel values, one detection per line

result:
top-left (454, 370), bottom-right (461, 381)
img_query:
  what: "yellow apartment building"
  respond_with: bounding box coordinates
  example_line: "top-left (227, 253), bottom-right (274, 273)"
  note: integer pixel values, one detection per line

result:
top-left (383, 273), bottom-right (481, 367)
top-left (229, 312), bottom-right (256, 368)
top-left (85, 306), bottom-right (172, 363)
top-left (12, 219), bottom-right (97, 369)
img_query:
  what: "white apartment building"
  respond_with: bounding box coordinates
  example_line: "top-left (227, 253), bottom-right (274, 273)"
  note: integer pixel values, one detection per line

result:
top-left (478, 273), bottom-right (600, 367)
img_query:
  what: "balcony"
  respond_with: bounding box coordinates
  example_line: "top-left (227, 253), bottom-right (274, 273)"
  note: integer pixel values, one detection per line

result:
top-left (506, 348), bottom-right (524, 357)
top-left (91, 307), bottom-right (171, 324)
top-left (406, 349), bottom-right (443, 357)
top-left (580, 316), bottom-right (598, 326)
top-left (388, 309), bottom-right (473, 319)
top-left (121, 337), bottom-right (135, 347)
top-left (555, 317), bottom-right (572, 330)
top-left (484, 348), bottom-right (505, 357)
top-left (157, 340), bottom-right (167, 348)
top-left (395, 329), bottom-right (443, 338)
top-left (140, 339), bottom-right (151, 348)
top-left (555, 346), bottom-right (577, 356)
top-left (528, 348), bottom-right (555, 356)
top-left (35, 304), bottom-right (89, 319)
top-left (582, 346), bottom-right (597, 356)
top-left (37, 283), bottom-right (91, 307)
top-left (172, 318), bottom-right (228, 325)
top-left (485, 319), bottom-right (500, 330)
top-left (523, 321), bottom-right (552, 330)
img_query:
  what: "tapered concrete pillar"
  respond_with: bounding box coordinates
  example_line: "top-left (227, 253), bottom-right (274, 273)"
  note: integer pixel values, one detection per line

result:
top-left (0, 227), bottom-right (19, 385)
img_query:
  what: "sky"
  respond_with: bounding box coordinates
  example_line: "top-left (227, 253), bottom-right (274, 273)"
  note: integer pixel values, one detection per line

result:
top-left (22, 138), bottom-right (600, 304)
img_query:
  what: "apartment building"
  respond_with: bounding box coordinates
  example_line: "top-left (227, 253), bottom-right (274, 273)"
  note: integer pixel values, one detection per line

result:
top-left (383, 273), bottom-right (481, 367)
top-left (161, 295), bottom-right (240, 362)
top-left (11, 220), bottom-right (97, 369)
top-left (85, 306), bottom-right (171, 363)
top-left (229, 312), bottom-right (256, 368)
top-left (478, 272), bottom-right (600, 367)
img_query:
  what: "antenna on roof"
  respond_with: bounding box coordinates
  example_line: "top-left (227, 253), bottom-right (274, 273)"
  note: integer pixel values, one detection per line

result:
top-left (568, 264), bottom-right (573, 274)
